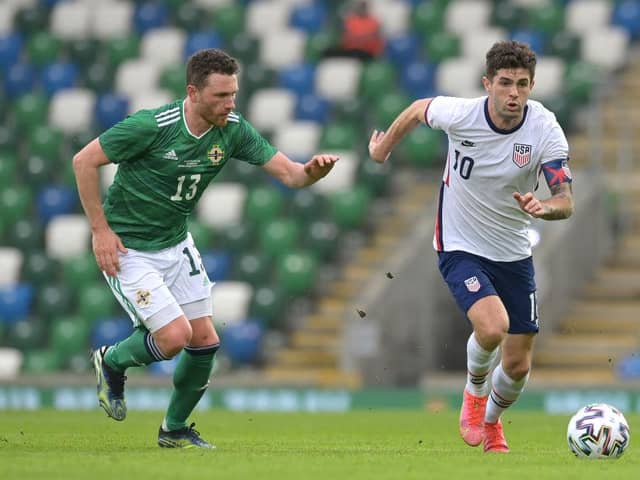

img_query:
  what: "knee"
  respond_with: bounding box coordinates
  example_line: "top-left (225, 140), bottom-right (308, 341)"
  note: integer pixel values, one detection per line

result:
top-left (475, 324), bottom-right (508, 350)
top-left (502, 360), bottom-right (530, 381)
top-left (158, 324), bottom-right (193, 358)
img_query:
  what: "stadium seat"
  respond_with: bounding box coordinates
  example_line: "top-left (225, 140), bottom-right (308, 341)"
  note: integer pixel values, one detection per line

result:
top-left (67, 38), bottom-right (100, 70)
top-left (327, 186), bottom-right (371, 229)
top-left (92, 1), bottom-right (134, 40)
top-left (49, 88), bottom-right (96, 134)
top-left (435, 57), bottom-right (484, 97)
top-left (45, 214), bottom-right (91, 260)
top-left (90, 317), bottom-right (132, 349)
top-left (249, 285), bottom-right (287, 328)
top-left (278, 63), bottom-right (316, 97)
top-left (105, 35), bottom-right (140, 70)
top-left (246, 1), bottom-right (290, 39)
top-left (9, 220), bottom-right (44, 255)
top-left (21, 155), bottom-right (52, 190)
top-left (247, 88), bottom-right (296, 132)
top-left (372, 91), bottom-right (412, 128)
top-left (304, 219), bottom-right (340, 261)
top-left (423, 31), bottom-right (460, 64)
top-left (50, 0), bottom-right (91, 40)
top-left (565, 61), bottom-right (600, 104)
top-left (0, 33), bottom-right (23, 70)
top-left (491, 1), bottom-right (526, 31)
top-left (50, 316), bottom-right (90, 360)
top-left (233, 251), bottom-right (273, 285)
top-left (566, 0), bottom-right (612, 35)
top-left (133, 1), bottom-right (169, 34)
top-left (172, 3), bottom-right (207, 32)
top-left (294, 93), bottom-right (330, 123)
top-left (509, 29), bottom-right (545, 55)
top-left (0, 248), bottom-right (22, 286)
top-left (115, 59), bottom-right (162, 98)
top-left (0, 5), bottom-right (20, 36)
top-left (370, 0), bottom-right (410, 36)
top-left (22, 349), bottom-right (63, 374)
top-left (244, 186), bottom-right (285, 226)
top-left (41, 61), bottom-right (78, 97)
top-left (461, 28), bottom-right (508, 61)
top-left (240, 62), bottom-right (277, 99)
top-left (148, 354), bottom-right (179, 376)
top-left (260, 218), bottom-right (300, 258)
top-left (83, 61), bottom-right (116, 93)
top-left (95, 93), bottom-right (129, 131)
top-left (184, 30), bottom-right (223, 59)
top-left (358, 156), bottom-right (392, 194)
top-left (581, 27), bottom-right (630, 71)
top-left (21, 250), bottom-right (59, 287)
top-left (360, 61), bottom-right (397, 99)
top-left (0, 152), bottom-right (17, 190)
top-left (140, 27), bottom-right (186, 68)
top-left (224, 159), bottom-right (267, 186)
top-left (385, 33), bottom-right (421, 68)
top-left (310, 150), bottom-right (359, 194)
top-left (547, 31), bottom-right (581, 61)
top-left (0, 284), bottom-right (34, 325)
top-left (62, 253), bottom-right (100, 292)
top-left (259, 28), bottom-right (307, 69)
top-left (13, 4), bottom-right (48, 37)
top-left (612, 0), bottom-right (640, 40)
top-left (330, 97), bottom-right (365, 124)
top-left (211, 3), bottom-right (245, 41)
top-left (13, 92), bottom-right (49, 130)
top-left (35, 284), bottom-right (73, 321)
top-left (0, 348), bottom-right (22, 379)
top-left (315, 57), bottom-right (363, 101)
top-left (159, 64), bottom-right (185, 98)
top-left (0, 186), bottom-right (31, 227)
top-left (528, 3), bottom-right (565, 36)
top-left (228, 32), bottom-right (259, 64)
top-left (319, 122), bottom-right (358, 151)
top-left (445, 0), bottom-right (492, 34)
top-left (27, 125), bottom-right (63, 158)
top-left (211, 281), bottom-right (253, 328)
top-left (221, 319), bottom-right (264, 365)
top-left (304, 30), bottom-right (339, 62)
top-left (26, 32), bottom-right (61, 65)
top-left (3, 62), bottom-right (36, 98)
top-left (290, 2), bottom-right (327, 34)
top-left (36, 184), bottom-right (77, 224)
top-left (288, 188), bottom-right (327, 224)
top-left (7, 317), bottom-right (45, 350)
top-left (273, 121), bottom-right (321, 159)
top-left (400, 60), bottom-right (436, 98)
top-left (188, 221), bottom-right (214, 250)
top-left (201, 249), bottom-right (233, 281)
top-left (402, 127), bottom-right (444, 168)
top-left (412, 1), bottom-right (446, 34)
top-left (276, 250), bottom-right (318, 296)
top-left (127, 89), bottom-right (173, 114)
top-left (79, 284), bottom-right (118, 322)
top-left (197, 182), bottom-right (247, 229)
top-left (529, 56), bottom-right (564, 101)
top-left (216, 222), bottom-right (256, 253)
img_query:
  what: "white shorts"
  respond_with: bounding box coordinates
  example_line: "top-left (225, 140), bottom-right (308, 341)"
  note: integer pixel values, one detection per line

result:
top-left (103, 233), bottom-right (213, 333)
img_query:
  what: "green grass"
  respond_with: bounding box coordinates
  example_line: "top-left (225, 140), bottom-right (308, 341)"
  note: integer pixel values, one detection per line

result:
top-left (0, 410), bottom-right (637, 480)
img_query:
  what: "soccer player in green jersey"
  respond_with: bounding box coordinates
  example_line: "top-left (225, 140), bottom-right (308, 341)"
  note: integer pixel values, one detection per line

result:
top-left (73, 49), bottom-right (338, 449)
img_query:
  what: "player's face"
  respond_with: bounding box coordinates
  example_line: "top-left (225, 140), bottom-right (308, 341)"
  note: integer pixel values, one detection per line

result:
top-left (190, 73), bottom-right (238, 127)
top-left (482, 68), bottom-right (533, 128)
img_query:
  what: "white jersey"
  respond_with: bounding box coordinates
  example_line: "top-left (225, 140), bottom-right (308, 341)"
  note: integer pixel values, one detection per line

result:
top-left (426, 96), bottom-right (569, 261)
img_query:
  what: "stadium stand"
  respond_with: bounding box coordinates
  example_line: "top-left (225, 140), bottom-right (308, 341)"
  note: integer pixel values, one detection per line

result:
top-left (0, 0), bottom-right (638, 388)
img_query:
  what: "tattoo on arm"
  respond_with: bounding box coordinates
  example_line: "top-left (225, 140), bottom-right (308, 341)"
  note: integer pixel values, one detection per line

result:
top-left (541, 183), bottom-right (574, 220)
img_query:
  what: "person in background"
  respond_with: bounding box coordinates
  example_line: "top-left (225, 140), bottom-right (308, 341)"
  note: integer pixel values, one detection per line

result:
top-left (73, 48), bottom-right (338, 449)
top-left (368, 40), bottom-right (574, 453)
top-left (325, 0), bottom-right (385, 60)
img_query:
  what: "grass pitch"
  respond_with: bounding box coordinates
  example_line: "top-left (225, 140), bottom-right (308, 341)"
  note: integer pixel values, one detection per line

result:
top-left (0, 410), bottom-right (637, 480)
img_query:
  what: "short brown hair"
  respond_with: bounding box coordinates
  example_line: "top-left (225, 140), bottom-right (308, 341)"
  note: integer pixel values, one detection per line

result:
top-left (485, 41), bottom-right (536, 81)
top-left (186, 48), bottom-right (239, 88)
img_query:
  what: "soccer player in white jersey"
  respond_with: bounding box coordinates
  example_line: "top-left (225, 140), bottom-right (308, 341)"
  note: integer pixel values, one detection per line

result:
top-left (73, 49), bottom-right (338, 448)
top-left (368, 41), bottom-right (574, 452)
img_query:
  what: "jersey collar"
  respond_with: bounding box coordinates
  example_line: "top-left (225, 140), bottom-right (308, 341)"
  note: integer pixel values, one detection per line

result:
top-left (182, 99), bottom-right (213, 139)
top-left (484, 97), bottom-right (528, 135)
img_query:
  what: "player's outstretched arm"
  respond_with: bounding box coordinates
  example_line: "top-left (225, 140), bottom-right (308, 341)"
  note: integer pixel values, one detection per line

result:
top-left (73, 138), bottom-right (128, 276)
top-left (368, 98), bottom-right (432, 163)
top-left (262, 151), bottom-right (339, 188)
top-left (513, 183), bottom-right (574, 220)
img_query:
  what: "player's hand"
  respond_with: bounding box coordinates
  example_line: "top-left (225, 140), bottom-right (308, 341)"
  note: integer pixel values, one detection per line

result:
top-left (304, 154), bottom-right (339, 180)
top-left (92, 226), bottom-right (128, 277)
top-left (368, 129), bottom-right (390, 163)
top-left (513, 191), bottom-right (549, 218)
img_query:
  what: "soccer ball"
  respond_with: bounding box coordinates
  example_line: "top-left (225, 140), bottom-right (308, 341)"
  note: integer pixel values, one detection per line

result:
top-left (567, 403), bottom-right (631, 459)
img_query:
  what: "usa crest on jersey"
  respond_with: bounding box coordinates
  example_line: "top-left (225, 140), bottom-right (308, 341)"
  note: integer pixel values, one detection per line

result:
top-left (512, 143), bottom-right (532, 168)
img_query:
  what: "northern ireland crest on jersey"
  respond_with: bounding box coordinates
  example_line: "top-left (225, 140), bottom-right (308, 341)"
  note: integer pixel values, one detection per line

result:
top-left (464, 276), bottom-right (481, 293)
top-left (512, 143), bottom-right (532, 168)
top-left (207, 145), bottom-right (224, 165)
top-left (135, 289), bottom-right (151, 307)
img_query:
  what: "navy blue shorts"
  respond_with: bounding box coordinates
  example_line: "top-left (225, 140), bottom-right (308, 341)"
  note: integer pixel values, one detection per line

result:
top-left (438, 250), bottom-right (539, 334)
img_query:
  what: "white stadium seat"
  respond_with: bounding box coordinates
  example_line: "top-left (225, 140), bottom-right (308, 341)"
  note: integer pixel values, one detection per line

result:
top-left (50, 0), bottom-right (91, 40)
top-left (272, 121), bottom-right (321, 159)
top-left (461, 28), bottom-right (507, 61)
top-left (0, 348), bottom-right (23, 380)
top-left (566, 0), bottom-right (612, 35)
top-left (211, 281), bottom-right (254, 328)
top-left (311, 150), bottom-right (359, 194)
top-left (435, 57), bottom-right (485, 98)
top-left (530, 57), bottom-right (564, 101)
top-left (194, 0), bottom-right (235, 9)
top-left (315, 57), bottom-right (363, 101)
top-left (100, 163), bottom-right (118, 193)
top-left (370, 0), bottom-right (411, 36)
top-left (127, 89), bottom-right (173, 114)
top-left (445, 0), bottom-right (492, 35)
top-left (0, 247), bottom-right (23, 286)
top-left (49, 88), bottom-right (96, 135)
top-left (46, 214), bottom-right (91, 260)
top-left (141, 27), bottom-right (186, 68)
top-left (197, 182), bottom-right (248, 229)
top-left (247, 88), bottom-right (296, 132)
top-left (115, 59), bottom-right (162, 98)
top-left (91, 1), bottom-right (134, 40)
top-left (581, 27), bottom-right (630, 72)
top-left (246, 0), bottom-right (290, 38)
top-left (259, 29), bottom-right (307, 69)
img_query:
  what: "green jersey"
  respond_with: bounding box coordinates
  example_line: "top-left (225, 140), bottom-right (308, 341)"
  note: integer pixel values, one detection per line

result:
top-left (99, 100), bottom-right (277, 251)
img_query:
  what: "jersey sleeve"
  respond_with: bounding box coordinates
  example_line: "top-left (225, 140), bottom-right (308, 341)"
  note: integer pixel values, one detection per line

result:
top-left (99, 110), bottom-right (158, 164)
top-left (230, 116), bottom-right (278, 165)
top-left (426, 96), bottom-right (473, 134)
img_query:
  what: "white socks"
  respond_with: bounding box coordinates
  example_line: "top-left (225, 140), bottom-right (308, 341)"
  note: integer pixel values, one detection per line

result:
top-left (485, 363), bottom-right (529, 423)
top-left (465, 333), bottom-right (499, 397)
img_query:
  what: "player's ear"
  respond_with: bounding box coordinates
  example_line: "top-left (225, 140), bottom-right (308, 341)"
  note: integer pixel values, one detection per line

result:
top-left (481, 75), bottom-right (491, 92)
top-left (186, 84), bottom-right (199, 102)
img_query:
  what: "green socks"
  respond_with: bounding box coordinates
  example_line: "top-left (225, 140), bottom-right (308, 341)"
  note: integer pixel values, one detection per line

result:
top-left (104, 327), bottom-right (169, 372)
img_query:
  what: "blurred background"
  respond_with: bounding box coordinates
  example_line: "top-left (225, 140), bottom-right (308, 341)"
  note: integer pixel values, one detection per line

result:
top-left (0, 0), bottom-right (639, 411)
